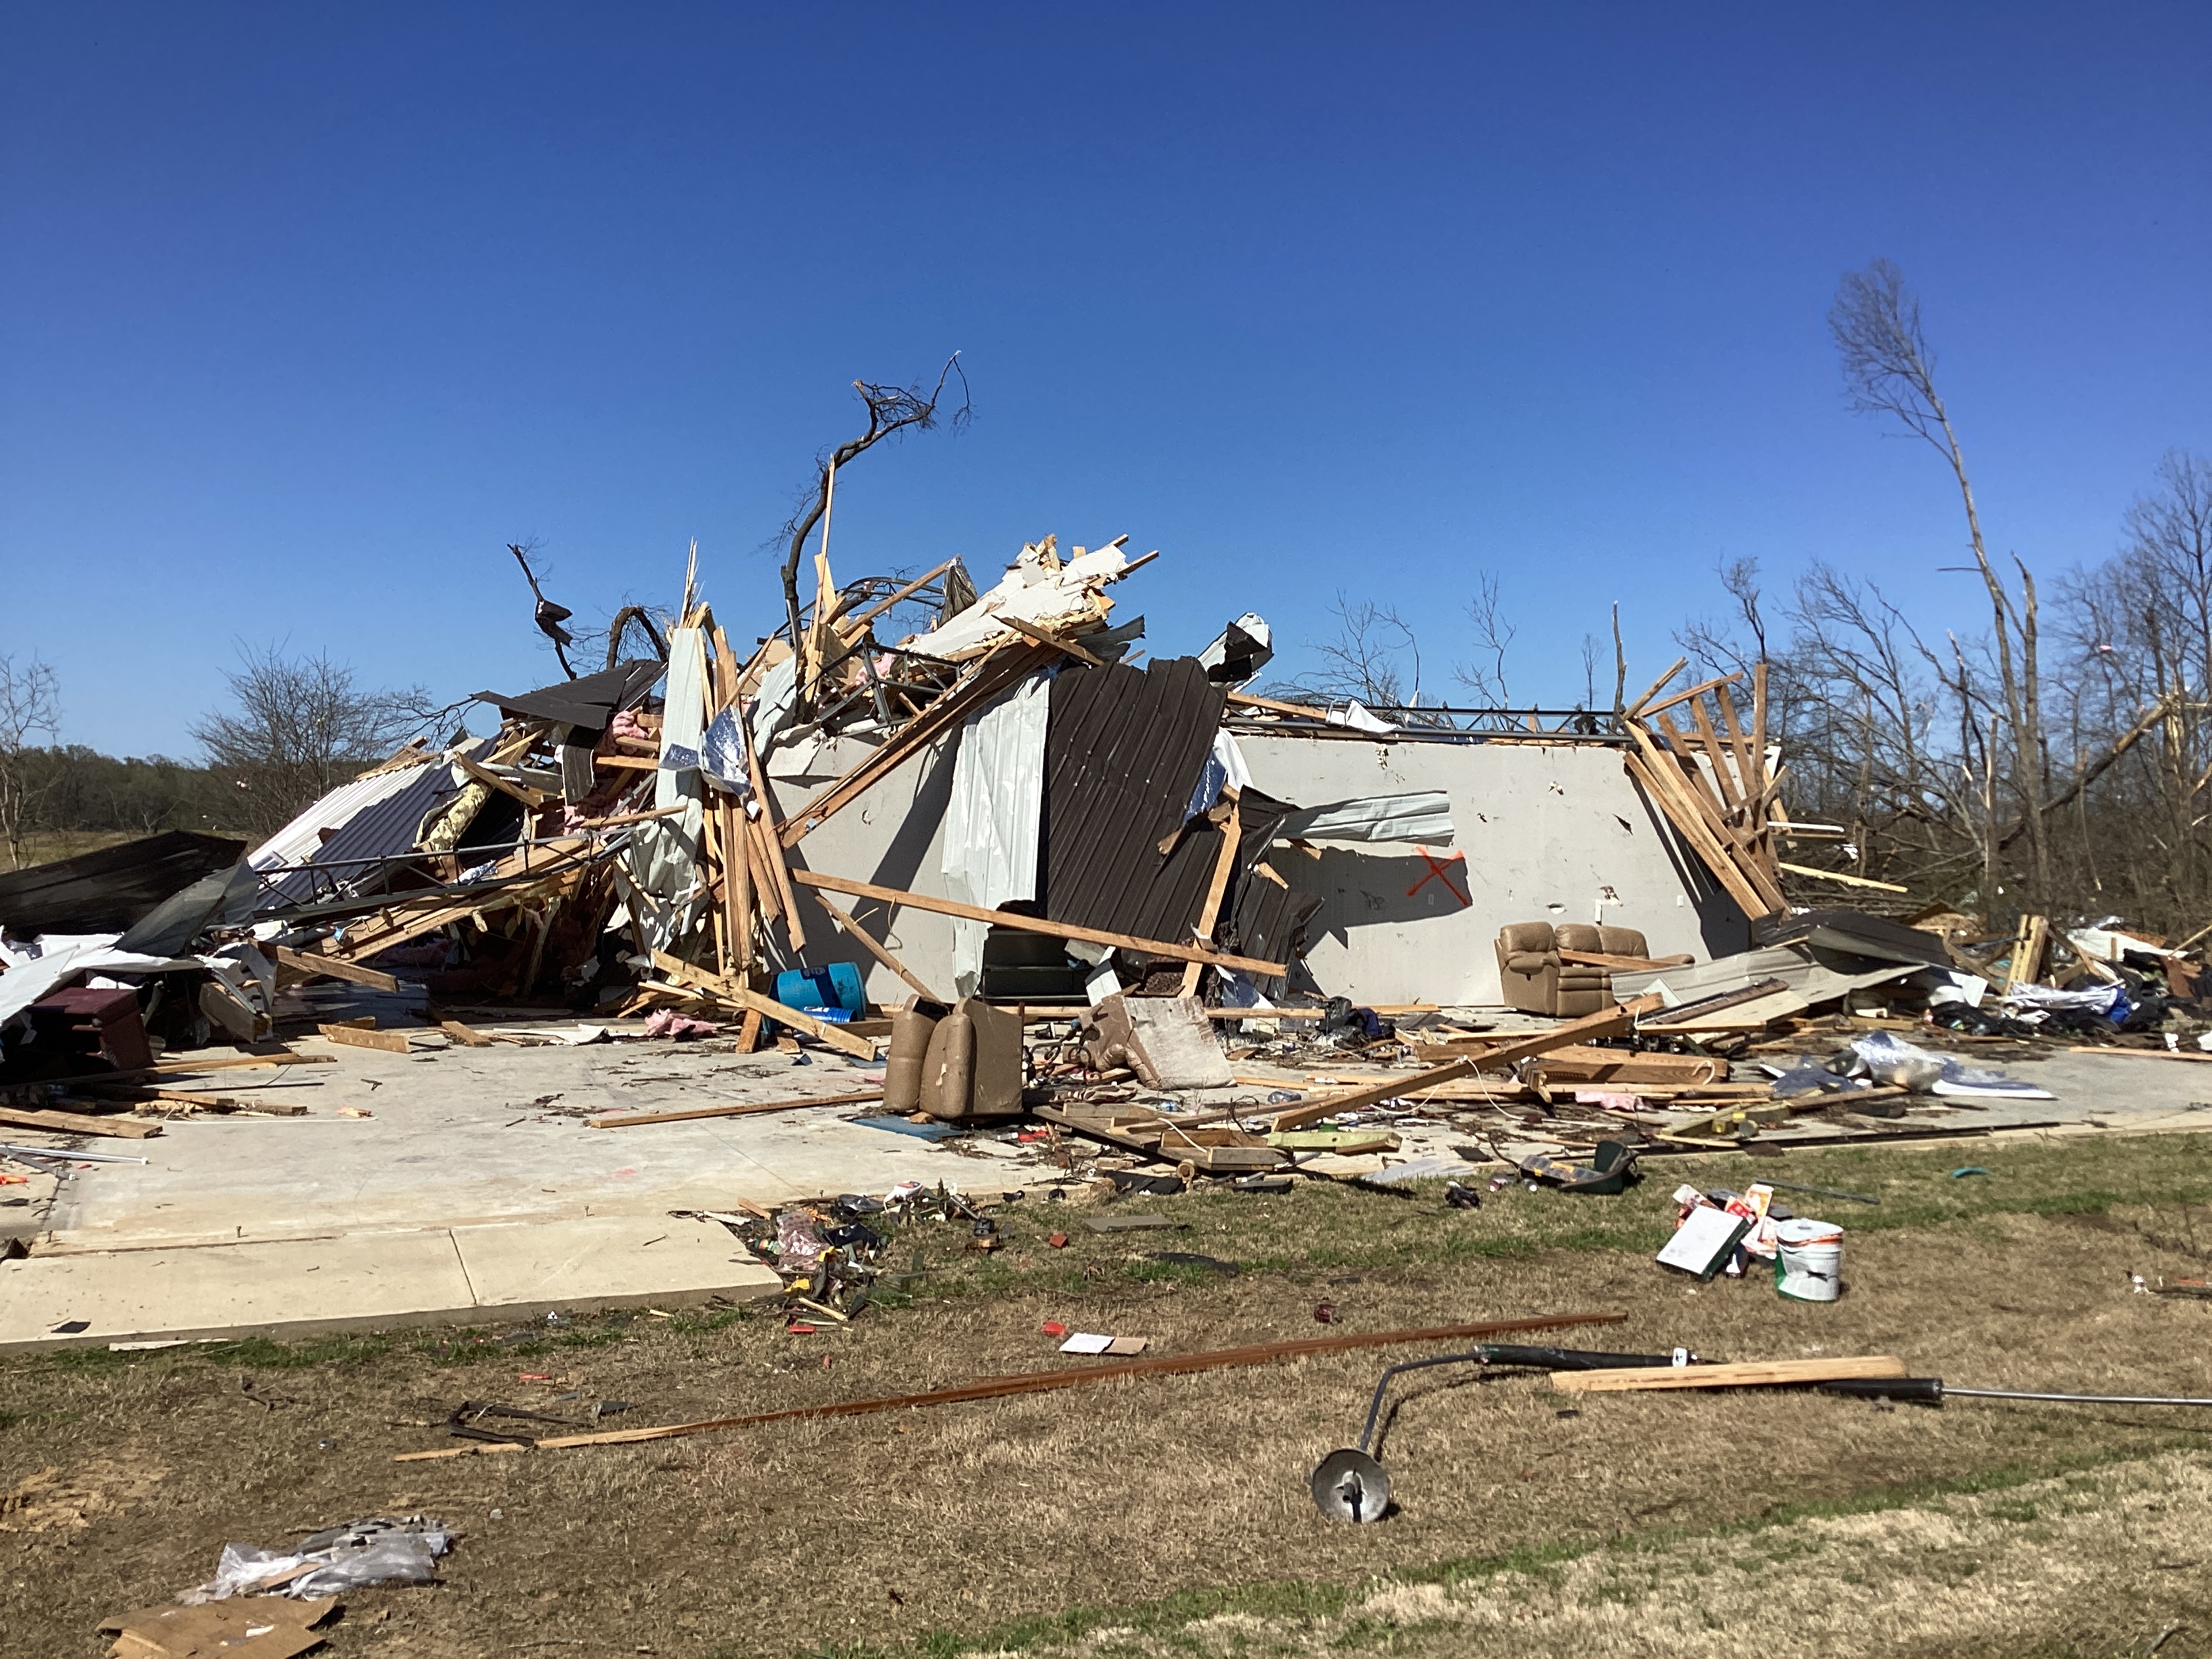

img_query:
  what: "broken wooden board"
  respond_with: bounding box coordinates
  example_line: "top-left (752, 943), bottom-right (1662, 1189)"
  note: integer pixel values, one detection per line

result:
top-left (274, 947), bottom-right (400, 994)
top-left (787, 869), bottom-right (1286, 978)
top-left (317, 1023), bottom-right (411, 1054)
top-left (1551, 1355), bottom-right (1908, 1393)
top-left (0, 1105), bottom-right (163, 1139)
top-left (588, 1090), bottom-right (883, 1129)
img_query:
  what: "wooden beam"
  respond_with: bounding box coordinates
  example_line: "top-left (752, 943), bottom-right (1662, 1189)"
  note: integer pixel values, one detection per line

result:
top-left (438, 1019), bottom-right (495, 1048)
top-left (147, 1052), bottom-right (331, 1073)
top-left (0, 1105), bottom-right (163, 1138)
top-left (1777, 861), bottom-right (1910, 894)
top-left (588, 1089), bottom-right (884, 1129)
top-left (451, 750), bottom-right (554, 809)
top-left (1635, 670), bottom-right (1743, 722)
top-left (1557, 949), bottom-right (1696, 971)
top-left (274, 947), bottom-right (400, 994)
top-left (1267, 1059), bottom-right (1475, 1132)
top-left (1622, 656), bottom-right (1690, 718)
top-left (1181, 794), bottom-right (1242, 996)
top-left (1551, 1356), bottom-right (1908, 1394)
top-left (1458, 1005), bottom-right (1635, 1070)
top-left (997, 614), bottom-right (1105, 666)
top-left (806, 889), bottom-right (943, 1005)
top-left (787, 869), bottom-right (1287, 978)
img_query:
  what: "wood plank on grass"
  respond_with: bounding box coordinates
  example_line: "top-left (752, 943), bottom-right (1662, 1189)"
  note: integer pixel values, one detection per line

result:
top-left (1551, 1355), bottom-right (1907, 1393)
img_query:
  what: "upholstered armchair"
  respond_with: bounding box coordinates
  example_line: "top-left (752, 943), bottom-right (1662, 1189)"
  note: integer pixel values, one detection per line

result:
top-left (1496, 922), bottom-right (1614, 1017)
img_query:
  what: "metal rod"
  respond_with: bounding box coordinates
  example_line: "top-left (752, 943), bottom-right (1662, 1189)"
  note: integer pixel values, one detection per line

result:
top-left (1947, 1387), bottom-right (2212, 1408)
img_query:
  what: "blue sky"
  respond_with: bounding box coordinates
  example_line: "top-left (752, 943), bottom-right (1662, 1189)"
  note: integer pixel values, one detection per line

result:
top-left (3, 3), bottom-right (2207, 755)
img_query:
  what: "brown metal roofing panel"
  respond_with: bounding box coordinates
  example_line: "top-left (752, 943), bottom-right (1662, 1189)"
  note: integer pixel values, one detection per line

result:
top-left (1040, 657), bottom-right (1231, 949)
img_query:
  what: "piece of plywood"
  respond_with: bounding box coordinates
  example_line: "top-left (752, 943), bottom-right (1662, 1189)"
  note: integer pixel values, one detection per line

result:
top-left (1551, 1356), bottom-right (1908, 1393)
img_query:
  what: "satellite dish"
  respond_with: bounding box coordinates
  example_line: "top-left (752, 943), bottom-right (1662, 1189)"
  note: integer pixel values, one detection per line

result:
top-left (1309, 1448), bottom-right (1391, 1523)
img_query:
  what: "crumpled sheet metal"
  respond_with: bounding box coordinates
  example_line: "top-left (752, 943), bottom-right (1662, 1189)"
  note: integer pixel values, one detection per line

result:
top-left (942, 669), bottom-right (1051, 998)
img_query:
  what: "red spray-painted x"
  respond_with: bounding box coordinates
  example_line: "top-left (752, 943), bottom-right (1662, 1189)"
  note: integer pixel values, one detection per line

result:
top-left (1406, 846), bottom-right (1469, 905)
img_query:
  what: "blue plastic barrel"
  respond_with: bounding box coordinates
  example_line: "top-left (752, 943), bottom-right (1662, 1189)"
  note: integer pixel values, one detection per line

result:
top-left (775, 962), bottom-right (865, 1015)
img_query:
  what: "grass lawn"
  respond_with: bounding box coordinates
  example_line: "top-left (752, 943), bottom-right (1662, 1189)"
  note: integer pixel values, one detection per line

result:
top-left (6, 1132), bottom-right (2212, 1658)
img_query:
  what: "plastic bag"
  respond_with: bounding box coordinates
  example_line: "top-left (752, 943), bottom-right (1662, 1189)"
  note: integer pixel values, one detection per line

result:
top-left (182, 1516), bottom-right (451, 1602)
top-left (775, 1210), bottom-right (827, 1271)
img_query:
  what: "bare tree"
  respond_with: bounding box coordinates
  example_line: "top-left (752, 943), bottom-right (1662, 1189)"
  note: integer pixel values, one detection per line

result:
top-left (192, 646), bottom-right (435, 834)
top-left (1453, 575), bottom-right (1517, 715)
top-left (1830, 258), bottom-right (2052, 902)
top-left (1273, 594), bottom-right (1424, 708)
top-left (0, 655), bottom-right (60, 869)
top-left (776, 357), bottom-right (972, 714)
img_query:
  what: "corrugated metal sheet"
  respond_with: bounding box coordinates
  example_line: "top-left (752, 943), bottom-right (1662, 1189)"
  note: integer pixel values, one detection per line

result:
top-left (250, 752), bottom-right (480, 909)
top-left (1040, 658), bottom-right (1241, 951)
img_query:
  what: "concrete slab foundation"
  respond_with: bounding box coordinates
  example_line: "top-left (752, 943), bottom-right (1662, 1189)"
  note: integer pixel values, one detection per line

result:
top-left (0, 1211), bottom-right (781, 1354)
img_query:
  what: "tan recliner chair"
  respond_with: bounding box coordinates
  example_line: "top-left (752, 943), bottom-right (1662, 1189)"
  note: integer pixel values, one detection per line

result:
top-left (1496, 922), bottom-right (1616, 1017)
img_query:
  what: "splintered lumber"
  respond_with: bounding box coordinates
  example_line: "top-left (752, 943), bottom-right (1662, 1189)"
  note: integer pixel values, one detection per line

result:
top-left (742, 723), bottom-right (805, 951)
top-left (588, 1089), bottom-right (884, 1129)
top-left (318, 1023), bottom-right (412, 1054)
top-left (1460, 1006), bottom-right (1636, 1070)
top-left (647, 951), bottom-right (876, 1060)
top-left (1635, 670), bottom-right (1743, 721)
top-left (1551, 1356), bottom-right (1908, 1393)
top-left (1267, 1059), bottom-right (1477, 1132)
top-left (148, 1051), bottom-right (330, 1073)
top-left (998, 615), bottom-right (1106, 666)
top-left (0, 1105), bottom-right (163, 1139)
top-left (1776, 861), bottom-right (1910, 893)
top-left (123, 1089), bottom-right (308, 1116)
top-left (787, 869), bottom-right (1286, 978)
top-left (438, 1019), bottom-right (495, 1048)
top-left (394, 1309), bottom-right (1629, 1460)
top-left (1556, 949), bottom-right (1696, 971)
top-left (1181, 794), bottom-right (1242, 997)
top-left (274, 947), bottom-right (402, 993)
top-left (806, 889), bottom-right (943, 1005)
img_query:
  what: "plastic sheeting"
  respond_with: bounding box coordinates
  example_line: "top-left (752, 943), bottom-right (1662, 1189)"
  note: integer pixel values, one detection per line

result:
top-left (1183, 729), bottom-right (1256, 822)
top-left (942, 669), bottom-right (1051, 998)
top-left (1278, 790), bottom-right (1454, 844)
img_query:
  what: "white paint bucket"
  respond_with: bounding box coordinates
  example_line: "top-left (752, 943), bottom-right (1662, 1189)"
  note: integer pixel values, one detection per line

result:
top-left (1774, 1218), bottom-right (1843, 1302)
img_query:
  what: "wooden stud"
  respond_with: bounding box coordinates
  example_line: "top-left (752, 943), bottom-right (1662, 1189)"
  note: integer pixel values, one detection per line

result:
top-left (787, 869), bottom-right (1287, 978)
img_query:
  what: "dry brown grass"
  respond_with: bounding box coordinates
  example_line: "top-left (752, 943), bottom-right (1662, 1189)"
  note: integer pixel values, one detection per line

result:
top-left (8, 1140), bottom-right (2212, 1657)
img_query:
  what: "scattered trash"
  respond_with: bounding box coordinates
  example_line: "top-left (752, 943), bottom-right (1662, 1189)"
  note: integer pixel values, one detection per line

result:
top-left (180, 1515), bottom-right (451, 1602)
top-left (1058, 1332), bottom-right (1149, 1355)
top-left (99, 1595), bottom-right (341, 1658)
